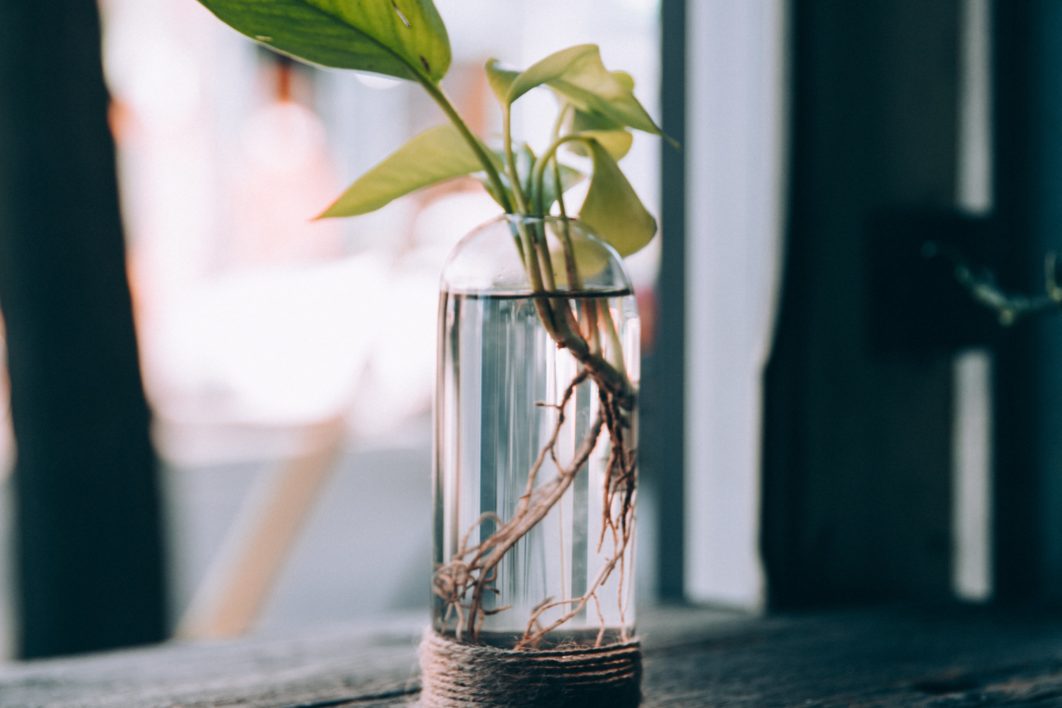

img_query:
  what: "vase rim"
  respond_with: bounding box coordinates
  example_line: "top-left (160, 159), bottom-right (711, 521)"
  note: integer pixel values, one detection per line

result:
top-left (498, 214), bottom-right (581, 224)
top-left (441, 212), bottom-right (633, 296)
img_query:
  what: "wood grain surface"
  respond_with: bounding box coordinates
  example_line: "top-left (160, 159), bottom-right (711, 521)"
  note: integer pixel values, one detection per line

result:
top-left (2, 606), bottom-right (1062, 706)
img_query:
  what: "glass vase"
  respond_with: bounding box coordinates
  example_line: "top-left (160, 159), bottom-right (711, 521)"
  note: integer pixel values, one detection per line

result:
top-left (432, 214), bottom-right (640, 649)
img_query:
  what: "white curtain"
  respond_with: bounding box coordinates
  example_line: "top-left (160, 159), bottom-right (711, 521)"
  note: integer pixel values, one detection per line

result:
top-left (684, 0), bottom-right (788, 609)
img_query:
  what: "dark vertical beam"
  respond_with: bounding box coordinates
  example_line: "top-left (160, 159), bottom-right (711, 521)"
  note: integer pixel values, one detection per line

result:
top-left (0, 1), bottom-right (168, 656)
top-left (647, 0), bottom-right (687, 601)
top-left (762, 0), bottom-right (961, 607)
top-left (992, 0), bottom-right (1062, 603)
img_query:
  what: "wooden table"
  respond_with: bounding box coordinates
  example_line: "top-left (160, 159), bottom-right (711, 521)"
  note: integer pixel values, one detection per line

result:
top-left (2, 606), bottom-right (1062, 706)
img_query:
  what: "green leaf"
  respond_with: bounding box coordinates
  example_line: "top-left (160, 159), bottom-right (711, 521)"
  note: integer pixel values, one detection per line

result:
top-left (196, 0), bottom-right (451, 81)
top-left (485, 59), bottom-right (519, 105)
top-left (560, 76), bottom-right (634, 159)
top-left (506, 45), bottom-right (596, 103)
top-left (549, 56), bottom-right (659, 134)
top-left (318, 125), bottom-right (485, 218)
top-left (609, 71), bottom-right (636, 91)
top-left (505, 44), bottom-right (660, 135)
top-left (578, 141), bottom-right (656, 256)
top-left (564, 125), bottom-right (633, 160)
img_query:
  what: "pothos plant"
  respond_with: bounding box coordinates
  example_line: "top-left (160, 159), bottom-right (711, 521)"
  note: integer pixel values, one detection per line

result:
top-left (197, 0), bottom-right (666, 648)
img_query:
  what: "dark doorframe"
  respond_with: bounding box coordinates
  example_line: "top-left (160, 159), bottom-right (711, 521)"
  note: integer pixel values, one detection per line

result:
top-left (991, 0), bottom-right (1062, 604)
top-left (647, 0), bottom-right (687, 601)
top-left (0, 0), bottom-right (168, 657)
top-left (762, 0), bottom-right (962, 607)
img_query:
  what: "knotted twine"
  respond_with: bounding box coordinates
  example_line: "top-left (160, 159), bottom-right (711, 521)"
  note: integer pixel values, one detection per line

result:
top-left (418, 630), bottom-right (642, 707)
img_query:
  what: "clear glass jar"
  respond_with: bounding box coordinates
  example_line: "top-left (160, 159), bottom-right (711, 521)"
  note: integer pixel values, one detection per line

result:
top-left (433, 215), bottom-right (640, 649)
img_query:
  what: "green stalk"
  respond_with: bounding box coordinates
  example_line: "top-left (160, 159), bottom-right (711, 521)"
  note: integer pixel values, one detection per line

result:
top-left (503, 106), bottom-right (530, 214)
top-left (532, 134), bottom-right (590, 214)
top-left (552, 155), bottom-right (602, 355)
top-left (416, 76), bottom-right (514, 214)
top-left (599, 298), bottom-right (628, 378)
top-left (547, 105), bottom-right (578, 292)
top-left (550, 104), bottom-right (573, 145)
top-left (552, 158), bottom-right (580, 289)
top-left (529, 135), bottom-right (630, 401)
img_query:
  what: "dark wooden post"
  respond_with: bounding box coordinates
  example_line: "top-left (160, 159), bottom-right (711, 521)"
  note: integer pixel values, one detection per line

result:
top-left (762, 0), bottom-right (962, 607)
top-left (992, 0), bottom-right (1062, 604)
top-left (643, 0), bottom-right (688, 601)
top-left (0, 1), bottom-right (167, 656)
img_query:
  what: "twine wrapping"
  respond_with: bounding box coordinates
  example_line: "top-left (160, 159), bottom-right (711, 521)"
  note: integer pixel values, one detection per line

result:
top-left (418, 630), bottom-right (642, 707)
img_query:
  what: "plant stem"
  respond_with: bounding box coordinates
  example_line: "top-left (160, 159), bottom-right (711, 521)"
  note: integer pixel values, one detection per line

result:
top-left (416, 76), bottom-right (514, 214)
top-left (532, 134), bottom-right (591, 213)
top-left (600, 299), bottom-right (628, 378)
top-left (550, 104), bottom-right (573, 145)
top-left (553, 160), bottom-right (579, 286)
top-left (553, 159), bottom-right (601, 353)
top-left (503, 106), bottom-right (530, 214)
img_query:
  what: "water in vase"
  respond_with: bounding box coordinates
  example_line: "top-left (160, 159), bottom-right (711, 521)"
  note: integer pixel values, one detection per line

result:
top-left (433, 288), bottom-right (639, 648)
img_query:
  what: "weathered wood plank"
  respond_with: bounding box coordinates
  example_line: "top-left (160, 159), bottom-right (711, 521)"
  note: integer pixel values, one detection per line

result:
top-left (0, 625), bottom-right (423, 707)
top-left (3, 607), bottom-right (1062, 706)
top-left (640, 608), bottom-right (1062, 706)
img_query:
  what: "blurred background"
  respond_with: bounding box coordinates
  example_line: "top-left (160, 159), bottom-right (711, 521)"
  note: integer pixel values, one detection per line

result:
top-left (7, 0), bottom-right (1061, 663)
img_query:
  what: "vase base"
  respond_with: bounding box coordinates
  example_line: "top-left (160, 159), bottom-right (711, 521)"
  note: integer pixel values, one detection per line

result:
top-left (418, 629), bottom-right (641, 707)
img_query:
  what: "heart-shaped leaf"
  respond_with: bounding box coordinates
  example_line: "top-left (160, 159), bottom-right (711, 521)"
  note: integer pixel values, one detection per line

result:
top-left (485, 59), bottom-right (519, 105)
top-left (318, 125), bottom-right (486, 218)
top-left (549, 66), bottom-right (658, 134)
top-left (563, 125), bottom-right (633, 160)
top-left (505, 45), bottom-right (596, 104)
top-left (608, 71), bottom-right (636, 92)
top-left (197, 0), bottom-right (451, 81)
top-left (502, 44), bottom-right (660, 135)
top-left (559, 73), bottom-right (635, 159)
top-left (578, 140), bottom-right (656, 256)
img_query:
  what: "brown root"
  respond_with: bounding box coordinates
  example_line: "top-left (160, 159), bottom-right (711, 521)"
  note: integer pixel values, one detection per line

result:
top-left (432, 283), bottom-right (637, 648)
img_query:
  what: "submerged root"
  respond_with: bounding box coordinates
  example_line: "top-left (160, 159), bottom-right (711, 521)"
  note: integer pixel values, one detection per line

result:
top-left (432, 367), bottom-right (637, 647)
top-left (432, 292), bottom-right (637, 648)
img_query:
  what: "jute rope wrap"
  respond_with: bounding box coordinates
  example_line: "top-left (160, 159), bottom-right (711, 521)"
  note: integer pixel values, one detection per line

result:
top-left (418, 630), bottom-right (641, 707)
